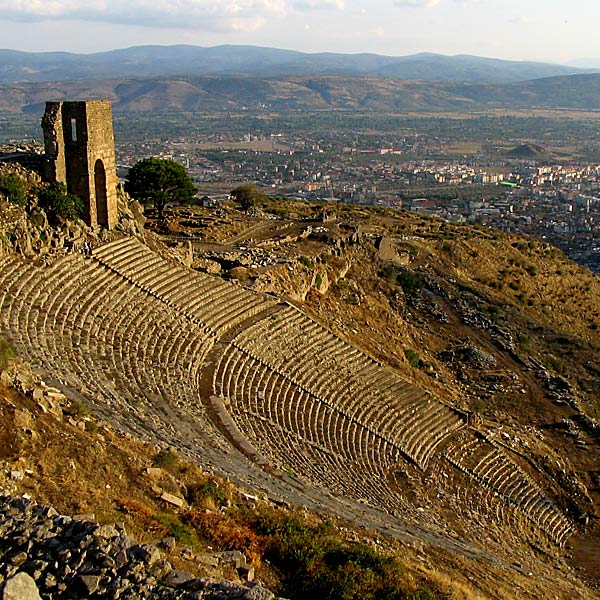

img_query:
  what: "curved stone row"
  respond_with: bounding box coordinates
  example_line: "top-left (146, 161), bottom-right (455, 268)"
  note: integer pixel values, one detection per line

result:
top-left (0, 240), bottom-right (574, 548)
top-left (446, 435), bottom-right (574, 545)
top-left (93, 238), bottom-right (276, 335)
top-left (214, 345), bottom-right (408, 513)
top-left (0, 253), bottom-right (218, 443)
top-left (228, 304), bottom-right (464, 469)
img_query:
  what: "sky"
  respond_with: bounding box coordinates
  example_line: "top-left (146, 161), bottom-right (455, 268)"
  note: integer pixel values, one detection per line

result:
top-left (0, 0), bottom-right (598, 64)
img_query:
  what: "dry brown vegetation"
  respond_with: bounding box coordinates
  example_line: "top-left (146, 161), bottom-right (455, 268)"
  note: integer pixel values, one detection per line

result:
top-left (2, 197), bottom-right (600, 599)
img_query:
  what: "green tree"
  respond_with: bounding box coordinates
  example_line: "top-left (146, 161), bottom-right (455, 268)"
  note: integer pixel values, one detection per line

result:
top-left (230, 184), bottom-right (266, 211)
top-left (37, 182), bottom-right (83, 222)
top-left (0, 173), bottom-right (27, 207)
top-left (125, 158), bottom-right (196, 218)
top-left (397, 270), bottom-right (423, 295)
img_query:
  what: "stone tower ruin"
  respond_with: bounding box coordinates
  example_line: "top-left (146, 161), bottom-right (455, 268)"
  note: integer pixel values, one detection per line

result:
top-left (42, 100), bottom-right (118, 229)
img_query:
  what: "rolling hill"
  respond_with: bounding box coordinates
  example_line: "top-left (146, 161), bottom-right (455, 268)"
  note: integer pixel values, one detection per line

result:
top-left (0, 45), bottom-right (595, 85)
top-left (3, 72), bottom-right (600, 114)
top-left (1, 187), bottom-right (599, 599)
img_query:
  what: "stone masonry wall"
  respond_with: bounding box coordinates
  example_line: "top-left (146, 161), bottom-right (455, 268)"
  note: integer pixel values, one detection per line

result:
top-left (41, 103), bottom-right (66, 185)
top-left (42, 100), bottom-right (118, 230)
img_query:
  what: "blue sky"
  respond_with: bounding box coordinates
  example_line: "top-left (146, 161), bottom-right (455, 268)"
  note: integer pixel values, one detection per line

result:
top-left (0, 0), bottom-right (597, 64)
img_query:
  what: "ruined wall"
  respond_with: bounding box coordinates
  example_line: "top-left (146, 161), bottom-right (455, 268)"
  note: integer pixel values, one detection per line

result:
top-left (41, 102), bottom-right (66, 184)
top-left (42, 100), bottom-right (118, 229)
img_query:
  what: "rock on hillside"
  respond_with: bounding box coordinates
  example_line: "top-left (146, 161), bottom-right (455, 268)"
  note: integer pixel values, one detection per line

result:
top-left (0, 494), bottom-right (283, 600)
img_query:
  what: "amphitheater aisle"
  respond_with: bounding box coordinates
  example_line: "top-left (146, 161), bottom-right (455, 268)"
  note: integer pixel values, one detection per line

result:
top-left (0, 236), bottom-right (573, 553)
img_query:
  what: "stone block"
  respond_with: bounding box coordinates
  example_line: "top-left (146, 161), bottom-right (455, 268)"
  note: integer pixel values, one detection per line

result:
top-left (160, 492), bottom-right (184, 508)
top-left (2, 572), bottom-right (42, 600)
top-left (197, 554), bottom-right (219, 567)
top-left (243, 585), bottom-right (275, 600)
top-left (237, 564), bottom-right (255, 582)
top-left (164, 570), bottom-right (194, 587)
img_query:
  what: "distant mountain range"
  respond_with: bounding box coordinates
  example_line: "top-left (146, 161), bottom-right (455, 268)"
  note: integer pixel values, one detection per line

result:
top-left (0, 45), bottom-right (596, 85)
top-left (568, 58), bottom-right (600, 68)
top-left (3, 45), bottom-right (600, 114)
top-left (4, 72), bottom-right (600, 114)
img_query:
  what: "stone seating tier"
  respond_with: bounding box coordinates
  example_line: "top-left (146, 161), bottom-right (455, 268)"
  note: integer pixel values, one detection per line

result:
top-left (446, 437), bottom-right (573, 545)
top-left (94, 238), bottom-right (276, 335)
top-left (0, 239), bottom-right (573, 547)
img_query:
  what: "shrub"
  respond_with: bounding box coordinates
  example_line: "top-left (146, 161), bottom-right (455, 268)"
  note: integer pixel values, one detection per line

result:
top-left (152, 449), bottom-right (179, 471)
top-left (315, 272), bottom-right (323, 289)
top-left (234, 508), bottom-right (423, 600)
top-left (184, 510), bottom-right (264, 562)
top-left (380, 264), bottom-right (397, 282)
top-left (525, 264), bottom-right (538, 276)
top-left (405, 349), bottom-right (423, 369)
top-left (154, 512), bottom-right (198, 546)
top-left (516, 334), bottom-right (531, 353)
top-left (0, 173), bottom-right (27, 207)
top-left (546, 357), bottom-right (563, 373)
top-left (0, 336), bottom-right (16, 369)
top-left (63, 399), bottom-right (89, 418)
top-left (37, 182), bottom-right (84, 222)
top-left (187, 480), bottom-right (228, 509)
top-left (299, 256), bottom-right (312, 268)
top-left (117, 498), bottom-right (170, 536)
top-left (470, 397), bottom-right (487, 414)
top-left (397, 271), bottom-right (423, 295)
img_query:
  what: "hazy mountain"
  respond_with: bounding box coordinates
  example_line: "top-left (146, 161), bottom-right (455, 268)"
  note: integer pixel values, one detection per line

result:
top-left (567, 58), bottom-right (600, 68)
top-left (0, 45), bottom-right (595, 85)
top-left (4, 72), bottom-right (600, 115)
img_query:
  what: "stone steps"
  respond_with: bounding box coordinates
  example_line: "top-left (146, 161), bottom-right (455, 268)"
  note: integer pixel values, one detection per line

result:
top-left (93, 237), bottom-right (276, 337)
top-left (0, 238), bottom-right (574, 548)
top-left (230, 305), bottom-right (464, 469)
top-left (446, 437), bottom-right (574, 545)
top-left (215, 347), bottom-right (405, 509)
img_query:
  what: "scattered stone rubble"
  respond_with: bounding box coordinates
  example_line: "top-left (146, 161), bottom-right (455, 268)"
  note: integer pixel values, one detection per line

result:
top-left (0, 495), bottom-right (284, 600)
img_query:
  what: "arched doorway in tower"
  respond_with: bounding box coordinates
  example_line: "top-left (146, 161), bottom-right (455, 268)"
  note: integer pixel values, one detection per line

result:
top-left (94, 159), bottom-right (109, 227)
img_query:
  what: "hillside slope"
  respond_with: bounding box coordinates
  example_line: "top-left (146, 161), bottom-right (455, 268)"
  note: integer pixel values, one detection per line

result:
top-left (4, 73), bottom-right (600, 114)
top-left (1, 194), bottom-right (599, 598)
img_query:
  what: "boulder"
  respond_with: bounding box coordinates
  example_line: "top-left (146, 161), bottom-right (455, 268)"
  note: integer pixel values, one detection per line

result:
top-left (2, 572), bottom-right (42, 600)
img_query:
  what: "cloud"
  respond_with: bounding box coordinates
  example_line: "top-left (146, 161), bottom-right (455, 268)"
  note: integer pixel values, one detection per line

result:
top-left (394, 0), bottom-right (480, 7)
top-left (0, 0), bottom-right (287, 31)
top-left (394, 0), bottom-right (441, 7)
top-left (508, 15), bottom-right (533, 26)
top-left (293, 0), bottom-right (345, 10)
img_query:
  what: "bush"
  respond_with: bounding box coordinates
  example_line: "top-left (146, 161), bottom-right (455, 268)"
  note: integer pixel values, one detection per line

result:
top-left (152, 449), bottom-right (179, 471)
top-left (154, 513), bottom-right (198, 546)
top-left (37, 182), bottom-right (83, 222)
top-left (397, 271), bottom-right (423, 295)
top-left (0, 173), bottom-right (27, 207)
top-left (187, 480), bottom-right (228, 509)
top-left (0, 336), bottom-right (16, 369)
top-left (184, 510), bottom-right (264, 563)
top-left (315, 272), bottom-right (323, 290)
top-left (300, 256), bottom-right (312, 268)
top-left (380, 264), bottom-right (397, 283)
top-left (63, 399), bottom-right (89, 418)
top-left (470, 397), bottom-right (487, 414)
top-left (232, 508), bottom-right (425, 600)
top-left (546, 357), bottom-right (563, 373)
top-left (405, 349), bottom-right (423, 369)
top-left (516, 334), bottom-right (531, 353)
top-left (525, 264), bottom-right (538, 276)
